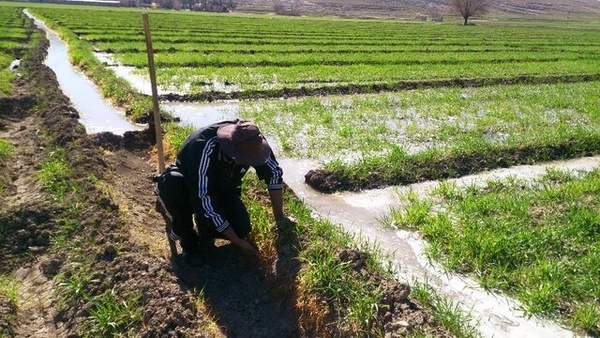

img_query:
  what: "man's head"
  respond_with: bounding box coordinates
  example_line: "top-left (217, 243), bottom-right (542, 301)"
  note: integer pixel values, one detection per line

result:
top-left (217, 120), bottom-right (272, 166)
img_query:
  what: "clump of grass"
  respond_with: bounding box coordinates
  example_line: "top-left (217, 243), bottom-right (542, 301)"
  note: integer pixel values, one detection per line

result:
top-left (35, 147), bottom-right (75, 201)
top-left (0, 274), bottom-right (20, 334)
top-left (56, 263), bottom-right (143, 337)
top-left (411, 282), bottom-right (480, 337)
top-left (162, 122), bottom-right (194, 163)
top-left (191, 288), bottom-right (222, 336)
top-left (82, 289), bottom-right (142, 338)
top-left (0, 139), bottom-right (14, 195)
top-left (383, 190), bottom-right (432, 229)
top-left (0, 69), bottom-right (15, 97)
top-left (389, 168), bottom-right (600, 335)
top-left (0, 140), bottom-right (13, 159)
top-left (0, 275), bottom-right (20, 309)
top-left (55, 262), bottom-right (91, 306)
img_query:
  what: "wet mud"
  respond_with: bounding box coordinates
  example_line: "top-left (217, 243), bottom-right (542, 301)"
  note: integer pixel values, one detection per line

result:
top-left (305, 138), bottom-right (600, 193)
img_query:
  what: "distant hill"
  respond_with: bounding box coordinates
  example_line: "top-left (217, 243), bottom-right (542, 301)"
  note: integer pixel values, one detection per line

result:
top-left (233, 0), bottom-right (600, 19)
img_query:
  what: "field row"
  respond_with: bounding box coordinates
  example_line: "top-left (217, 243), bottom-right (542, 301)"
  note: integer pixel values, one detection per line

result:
top-left (94, 42), bottom-right (600, 54)
top-left (27, 6), bottom-right (600, 95)
top-left (0, 7), bottom-right (30, 95)
top-left (146, 60), bottom-right (600, 93)
top-left (31, 7), bottom-right (600, 39)
top-left (386, 168), bottom-right (600, 336)
top-left (114, 50), bottom-right (596, 68)
top-left (78, 31), bottom-right (600, 44)
top-left (240, 81), bottom-right (600, 161)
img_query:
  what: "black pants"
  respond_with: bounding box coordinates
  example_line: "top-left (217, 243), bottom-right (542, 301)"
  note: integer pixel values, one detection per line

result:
top-left (155, 167), bottom-right (251, 253)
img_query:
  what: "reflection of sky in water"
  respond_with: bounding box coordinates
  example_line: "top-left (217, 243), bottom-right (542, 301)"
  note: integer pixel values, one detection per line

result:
top-left (27, 11), bottom-right (141, 135)
top-left (163, 102), bottom-right (239, 129)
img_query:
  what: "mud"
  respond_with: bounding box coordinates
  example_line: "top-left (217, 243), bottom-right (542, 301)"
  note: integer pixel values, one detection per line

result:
top-left (336, 249), bottom-right (451, 337)
top-left (305, 137), bottom-right (600, 193)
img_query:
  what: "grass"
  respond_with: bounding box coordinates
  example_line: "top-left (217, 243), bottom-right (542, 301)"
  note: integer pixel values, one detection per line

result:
top-left (236, 81), bottom-right (600, 192)
top-left (0, 275), bottom-right (20, 335)
top-left (0, 275), bottom-right (20, 309)
top-left (0, 140), bottom-right (13, 195)
top-left (83, 289), bottom-right (142, 338)
top-left (242, 82), bottom-right (600, 162)
top-left (387, 168), bottom-right (600, 335)
top-left (0, 140), bottom-right (12, 159)
top-left (191, 288), bottom-right (222, 336)
top-left (411, 282), bottom-right (480, 337)
top-left (0, 5), bottom-right (28, 96)
top-left (245, 173), bottom-right (387, 334)
top-left (21, 5), bottom-right (600, 94)
top-left (35, 147), bottom-right (75, 201)
top-left (241, 173), bottom-right (476, 336)
top-left (33, 144), bottom-right (137, 335)
top-left (57, 265), bottom-right (142, 338)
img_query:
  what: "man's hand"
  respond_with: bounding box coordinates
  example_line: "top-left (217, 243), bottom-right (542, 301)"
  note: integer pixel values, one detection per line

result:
top-left (223, 227), bottom-right (260, 260)
top-left (236, 239), bottom-right (260, 261)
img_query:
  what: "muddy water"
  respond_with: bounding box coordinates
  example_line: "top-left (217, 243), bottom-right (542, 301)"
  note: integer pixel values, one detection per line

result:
top-left (163, 101), bottom-right (239, 127)
top-left (279, 156), bottom-right (600, 338)
top-left (94, 52), bottom-right (159, 96)
top-left (28, 8), bottom-right (595, 337)
top-left (25, 10), bottom-right (142, 135)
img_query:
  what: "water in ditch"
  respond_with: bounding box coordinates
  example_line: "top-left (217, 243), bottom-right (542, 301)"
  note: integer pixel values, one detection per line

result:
top-left (25, 10), bottom-right (142, 135)
top-left (27, 10), bottom-right (595, 338)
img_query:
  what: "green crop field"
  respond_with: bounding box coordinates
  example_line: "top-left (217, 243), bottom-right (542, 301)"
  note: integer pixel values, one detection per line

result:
top-left (5, 2), bottom-right (600, 336)
top-left (23, 4), bottom-right (600, 190)
top-left (0, 6), bottom-right (30, 95)
top-left (27, 6), bottom-right (600, 94)
top-left (385, 168), bottom-right (600, 335)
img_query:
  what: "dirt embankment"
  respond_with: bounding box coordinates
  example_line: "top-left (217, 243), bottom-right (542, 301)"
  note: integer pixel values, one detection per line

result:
top-left (1, 16), bottom-right (457, 338)
top-left (0, 22), bottom-right (205, 337)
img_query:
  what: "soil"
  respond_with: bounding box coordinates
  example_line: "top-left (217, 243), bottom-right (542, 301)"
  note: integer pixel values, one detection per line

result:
top-left (0, 19), bottom-right (454, 338)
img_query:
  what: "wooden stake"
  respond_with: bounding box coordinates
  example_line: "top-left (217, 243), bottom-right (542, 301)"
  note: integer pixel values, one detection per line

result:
top-left (142, 13), bottom-right (165, 173)
top-left (143, 13), bottom-right (178, 259)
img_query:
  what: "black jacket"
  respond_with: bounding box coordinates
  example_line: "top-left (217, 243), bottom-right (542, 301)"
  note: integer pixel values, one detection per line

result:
top-left (175, 120), bottom-right (283, 233)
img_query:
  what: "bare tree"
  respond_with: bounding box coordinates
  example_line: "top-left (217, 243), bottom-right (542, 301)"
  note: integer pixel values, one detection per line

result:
top-left (450, 0), bottom-right (490, 25)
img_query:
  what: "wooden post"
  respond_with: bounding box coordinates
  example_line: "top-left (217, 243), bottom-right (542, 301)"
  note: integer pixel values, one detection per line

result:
top-left (142, 13), bottom-right (165, 173)
top-left (143, 13), bottom-right (177, 259)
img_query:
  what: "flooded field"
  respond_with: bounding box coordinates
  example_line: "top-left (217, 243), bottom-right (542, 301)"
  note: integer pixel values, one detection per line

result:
top-left (2, 3), bottom-right (599, 336)
top-left (24, 8), bottom-right (600, 337)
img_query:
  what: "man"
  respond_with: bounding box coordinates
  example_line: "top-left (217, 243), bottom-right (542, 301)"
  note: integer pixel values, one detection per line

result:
top-left (155, 119), bottom-right (292, 266)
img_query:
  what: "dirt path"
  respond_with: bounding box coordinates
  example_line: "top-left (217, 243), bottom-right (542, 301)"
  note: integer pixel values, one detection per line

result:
top-left (100, 143), bottom-right (301, 337)
top-left (0, 101), bottom-right (65, 338)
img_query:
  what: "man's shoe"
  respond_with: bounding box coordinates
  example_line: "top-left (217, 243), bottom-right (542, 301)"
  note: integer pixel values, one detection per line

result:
top-left (181, 251), bottom-right (203, 267)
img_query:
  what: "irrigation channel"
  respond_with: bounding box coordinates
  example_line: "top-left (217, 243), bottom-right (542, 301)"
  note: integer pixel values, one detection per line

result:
top-left (27, 11), bottom-right (598, 338)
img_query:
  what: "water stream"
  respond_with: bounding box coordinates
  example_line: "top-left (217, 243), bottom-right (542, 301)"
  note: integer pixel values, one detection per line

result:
top-left (25, 10), bottom-right (142, 135)
top-left (26, 10), bottom-right (596, 337)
